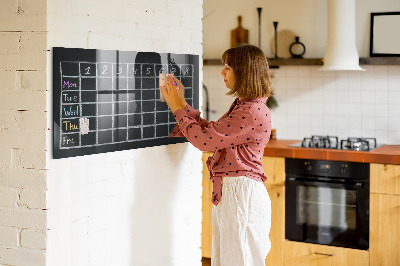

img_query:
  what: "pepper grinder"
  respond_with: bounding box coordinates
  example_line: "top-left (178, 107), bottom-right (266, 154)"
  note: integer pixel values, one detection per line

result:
top-left (273, 21), bottom-right (279, 58)
top-left (257, 8), bottom-right (262, 48)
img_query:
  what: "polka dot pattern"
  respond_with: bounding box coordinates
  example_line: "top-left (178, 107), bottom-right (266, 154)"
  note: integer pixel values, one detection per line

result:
top-left (169, 97), bottom-right (272, 206)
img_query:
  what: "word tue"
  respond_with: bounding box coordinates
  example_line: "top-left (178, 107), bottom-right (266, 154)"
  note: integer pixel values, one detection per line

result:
top-left (62, 93), bottom-right (78, 102)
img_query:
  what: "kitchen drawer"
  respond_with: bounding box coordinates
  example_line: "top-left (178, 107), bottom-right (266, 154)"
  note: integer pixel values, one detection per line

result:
top-left (262, 156), bottom-right (285, 185)
top-left (370, 163), bottom-right (400, 196)
top-left (284, 241), bottom-right (369, 266)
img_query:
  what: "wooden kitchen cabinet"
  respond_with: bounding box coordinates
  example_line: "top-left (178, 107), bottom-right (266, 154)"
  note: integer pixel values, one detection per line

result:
top-left (264, 184), bottom-right (285, 266)
top-left (284, 241), bottom-right (369, 266)
top-left (201, 154), bottom-right (286, 266)
top-left (202, 152), bottom-right (213, 258)
top-left (261, 156), bottom-right (285, 186)
top-left (262, 156), bottom-right (285, 266)
top-left (370, 163), bottom-right (400, 266)
top-left (370, 163), bottom-right (400, 195)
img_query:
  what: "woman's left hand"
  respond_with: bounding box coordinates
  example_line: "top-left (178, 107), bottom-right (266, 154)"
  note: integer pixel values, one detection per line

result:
top-left (160, 78), bottom-right (184, 113)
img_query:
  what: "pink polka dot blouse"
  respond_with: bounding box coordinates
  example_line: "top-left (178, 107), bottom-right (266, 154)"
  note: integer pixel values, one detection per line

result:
top-left (169, 97), bottom-right (272, 206)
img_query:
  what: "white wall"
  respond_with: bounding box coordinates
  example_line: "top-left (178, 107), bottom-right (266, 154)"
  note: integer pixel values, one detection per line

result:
top-left (46, 0), bottom-right (203, 266)
top-left (203, 0), bottom-right (400, 58)
top-left (0, 0), bottom-right (48, 265)
top-left (203, 0), bottom-right (400, 145)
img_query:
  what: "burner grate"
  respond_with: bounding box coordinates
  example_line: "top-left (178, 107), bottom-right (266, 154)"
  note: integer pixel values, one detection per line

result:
top-left (301, 135), bottom-right (339, 149)
top-left (297, 136), bottom-right (378, 151)
top-left (340, 137), bottom-right (377, 151)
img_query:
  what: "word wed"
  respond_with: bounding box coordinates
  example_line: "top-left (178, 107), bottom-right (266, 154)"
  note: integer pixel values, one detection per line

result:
top-left (63, 105), bottom-right (79, 117)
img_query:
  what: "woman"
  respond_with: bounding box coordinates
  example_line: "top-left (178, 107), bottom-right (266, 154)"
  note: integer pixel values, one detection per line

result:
top-left (161, 44), bottom-right (273, 266)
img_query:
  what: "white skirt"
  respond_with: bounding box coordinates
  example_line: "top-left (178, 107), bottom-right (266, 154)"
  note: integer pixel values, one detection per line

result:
top-left (212, 176), bottom-right (271, 266)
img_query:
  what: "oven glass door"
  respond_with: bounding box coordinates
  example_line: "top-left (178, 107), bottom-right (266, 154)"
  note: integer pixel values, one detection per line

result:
top-left (286, 179), bottom-right (369, 250)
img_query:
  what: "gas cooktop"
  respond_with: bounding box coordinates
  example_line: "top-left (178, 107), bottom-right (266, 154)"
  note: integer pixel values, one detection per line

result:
top-left (289, 135), bottom-right (382, 151)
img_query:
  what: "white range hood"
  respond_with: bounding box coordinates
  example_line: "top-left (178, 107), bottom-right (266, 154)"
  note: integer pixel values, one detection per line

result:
top-left (320, 0), bottom-right (365, 71)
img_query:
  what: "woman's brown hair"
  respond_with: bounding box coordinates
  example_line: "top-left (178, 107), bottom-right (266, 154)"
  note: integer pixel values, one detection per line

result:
top-left (221, 44), bottom-right (273, 99)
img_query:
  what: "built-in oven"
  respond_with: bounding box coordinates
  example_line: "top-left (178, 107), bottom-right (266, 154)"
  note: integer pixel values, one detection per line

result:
top-left (285, 158), bottom-right (370, 250)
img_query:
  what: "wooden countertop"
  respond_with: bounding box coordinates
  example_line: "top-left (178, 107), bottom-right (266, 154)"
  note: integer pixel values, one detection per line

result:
top-left (263, 139), bottom-right (400, 165)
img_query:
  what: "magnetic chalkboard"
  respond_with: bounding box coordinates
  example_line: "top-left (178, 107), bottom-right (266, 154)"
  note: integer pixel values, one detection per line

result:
top-left (53, 47), bottom-right (199, 159)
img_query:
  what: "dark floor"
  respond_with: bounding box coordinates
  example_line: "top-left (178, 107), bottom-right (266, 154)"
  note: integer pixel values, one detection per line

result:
top-left (202, 257), bottom-right (211, 266)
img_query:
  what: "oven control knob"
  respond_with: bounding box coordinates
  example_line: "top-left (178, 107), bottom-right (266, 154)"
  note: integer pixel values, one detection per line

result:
top-left (304, 161), bottom-right (312, 171)
top-left (340, 164), bottom-right (347, 174)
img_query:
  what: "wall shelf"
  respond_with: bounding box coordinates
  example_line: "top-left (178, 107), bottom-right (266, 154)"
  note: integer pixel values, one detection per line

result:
top-left (203, 57), bottom-right (400, 67)
top-left (359, 57), bottom-right (400, 65)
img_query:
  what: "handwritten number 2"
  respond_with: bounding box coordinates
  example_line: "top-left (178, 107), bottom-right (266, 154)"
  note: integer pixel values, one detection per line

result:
top-left (85, 67), bottom-right (91, 75)
top-left (102, 66), bottom-right (108, 75)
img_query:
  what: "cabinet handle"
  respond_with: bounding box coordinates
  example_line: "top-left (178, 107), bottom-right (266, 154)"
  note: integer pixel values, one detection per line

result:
top-left (314, 252), bottom-right (335, 257)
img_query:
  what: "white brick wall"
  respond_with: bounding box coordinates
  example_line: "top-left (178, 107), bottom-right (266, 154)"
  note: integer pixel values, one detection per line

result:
top-left (0, 0), bottom-right (48, 265)
top-left (46, 1), bottom-right (203, 266)
top-left (2, 0), bottom-right (203, 264)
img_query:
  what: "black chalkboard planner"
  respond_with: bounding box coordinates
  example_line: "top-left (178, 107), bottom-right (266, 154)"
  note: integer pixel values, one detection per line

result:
top-left (53, 47), bottom-right (199, 159)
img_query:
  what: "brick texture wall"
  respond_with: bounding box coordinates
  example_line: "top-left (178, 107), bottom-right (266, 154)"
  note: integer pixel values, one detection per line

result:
top-left (46, 0), bottom-right (203, 266)
top-left (1, 0), bottom-right (203, 265)
top-left (0, 0), bottom-right (48, 265)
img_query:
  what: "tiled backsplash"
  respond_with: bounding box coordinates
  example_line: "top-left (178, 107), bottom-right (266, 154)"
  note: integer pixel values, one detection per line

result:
top-left (203, 65), bottom-right (400, 145)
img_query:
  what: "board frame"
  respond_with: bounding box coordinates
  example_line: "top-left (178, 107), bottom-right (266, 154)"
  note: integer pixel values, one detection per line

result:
top-left (53, 47), bottom-right (199, 159)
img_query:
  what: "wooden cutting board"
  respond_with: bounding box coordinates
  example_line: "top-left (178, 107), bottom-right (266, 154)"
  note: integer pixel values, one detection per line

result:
top-left (231, 16), bottom-right (249, 48)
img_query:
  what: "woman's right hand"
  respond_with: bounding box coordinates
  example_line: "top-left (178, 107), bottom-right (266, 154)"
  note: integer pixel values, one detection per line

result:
top-left (167, 75), bottom-right (187, 108)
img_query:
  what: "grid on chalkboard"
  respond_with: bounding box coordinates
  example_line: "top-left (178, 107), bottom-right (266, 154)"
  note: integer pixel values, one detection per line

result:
top-left (59, 61), bottom-right (194, 149)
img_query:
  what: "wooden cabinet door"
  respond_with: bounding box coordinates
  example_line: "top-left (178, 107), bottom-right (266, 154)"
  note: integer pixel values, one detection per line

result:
top-left (370, 163), bottom-right (400, 195)
top-left (202, 152), bottom-right (213, 258)
top-left (264, 184), bottom-right (284, 266)
top-left (262, 156), bottom-right (285, 186)
top-left (370, 193), bottom-right (400, 266)
top-left (284, 241), bottom-right (369, 266)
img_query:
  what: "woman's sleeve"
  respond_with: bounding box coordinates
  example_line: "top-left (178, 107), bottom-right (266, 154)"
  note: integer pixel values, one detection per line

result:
top-left (171, 106), bottom-right (257, 152)
top-left (169, 104), bottom-right (210, 137)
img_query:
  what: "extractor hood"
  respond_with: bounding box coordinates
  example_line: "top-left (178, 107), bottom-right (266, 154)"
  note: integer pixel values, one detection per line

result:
top-left (320, 0), bottom-right (365, 71)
